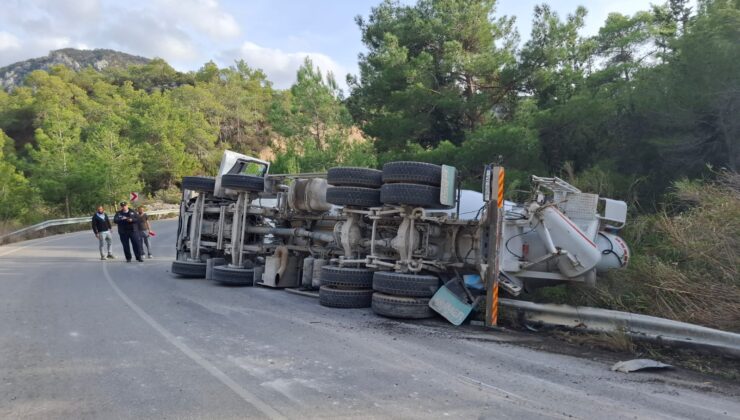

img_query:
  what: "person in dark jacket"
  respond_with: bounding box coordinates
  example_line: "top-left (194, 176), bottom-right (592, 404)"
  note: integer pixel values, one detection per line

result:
top-left (136, 206), bottom-right (153, 258)
top-left (92, 205), bottom-right (115, 260)
top-left (113, 201), bottom-right (143, 262)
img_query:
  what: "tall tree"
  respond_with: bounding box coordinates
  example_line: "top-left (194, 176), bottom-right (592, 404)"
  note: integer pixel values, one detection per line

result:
top-left (201, 60), bottom-right (273, 154)
top-left (25, 70), bottom-right (88, 217)
top-left (80, 122), bottom-right (142, 208)
top-left (632, 0), bottom-right (740, 174)
top-left (348, 0), bottom-right (518, 153)
top-left (0, 130), bottom-right (39, 222)
top-left (273, 58), bottom-right (352, 151)
top-left (518, 5), bottom-right (594, 107)
top-left (594, 11), bottom-right (654, 82)
top-left (270, 58), bottom-right (374, 173)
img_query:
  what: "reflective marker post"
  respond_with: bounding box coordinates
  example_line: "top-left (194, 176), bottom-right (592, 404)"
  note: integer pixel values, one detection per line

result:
top-left (483, 165), bottom-right (505, 327)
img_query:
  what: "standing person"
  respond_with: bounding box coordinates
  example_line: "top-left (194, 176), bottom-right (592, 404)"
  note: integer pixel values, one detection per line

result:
top-left (113, 201), bottom-right (143, 262)
top-left (136, 206), bottom-right (153, 259)
top-left (91, 205), bottom-right (115, 260)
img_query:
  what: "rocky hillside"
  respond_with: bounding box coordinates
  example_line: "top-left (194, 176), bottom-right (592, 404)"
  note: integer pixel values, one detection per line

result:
top-left (0, 48), bottom-right (150, 90)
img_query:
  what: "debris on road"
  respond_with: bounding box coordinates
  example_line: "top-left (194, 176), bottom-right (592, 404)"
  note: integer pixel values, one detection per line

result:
top-left (611, 359), bottom-right (673, 373)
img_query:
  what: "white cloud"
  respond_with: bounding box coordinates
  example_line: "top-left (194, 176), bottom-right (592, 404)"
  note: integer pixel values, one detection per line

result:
top-left (0, 0), bottom-right (239, 69)
top-left (158, 0), bottom-right (240, 39)
top-left (31, 0), bottom-right (101, 26)
top-left (101, 10), bottom-right (199, 63)
top-left (36, 36), bottom-right (72, 51)
top-left (0, 32), bottom-right (21, 51)
top-left (224, 41), bottom-right (347, 89)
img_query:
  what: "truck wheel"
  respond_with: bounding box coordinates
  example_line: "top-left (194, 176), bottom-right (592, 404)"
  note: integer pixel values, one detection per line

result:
top-left (319, 286), bottom-right (373, 308)
top-left (382, 161), bottom-right (442, 186)
top-left (212, 265), bottom-right (255, 286)
top-left (221, 174), bottom-right (265, 192)
top-left (371, 293), bottom-right (435, 319)
top-left (182, 176), bottom-right (215, 193)
top-left (327, 167), bottom-right (383, 188)
top-left (326, 186), bottom-right (381, 208)
top-left (380, 183), bottom-right (448, 208)
top-left (321, 266), bottom-right (374, 288)
top-left (372, 271), bottom-right (440, 298)
top-left (171, 260), bottom-right (206, 278)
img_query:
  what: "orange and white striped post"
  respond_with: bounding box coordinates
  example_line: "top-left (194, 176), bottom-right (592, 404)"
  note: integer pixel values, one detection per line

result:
top-left (497, 168), bottom-right (505, 209)
top-left (485, 166), bottom-right (504, 327)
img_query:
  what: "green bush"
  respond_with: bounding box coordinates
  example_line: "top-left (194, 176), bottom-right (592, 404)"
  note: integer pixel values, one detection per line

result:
top-left (153, 186), bottom-right (182, 205)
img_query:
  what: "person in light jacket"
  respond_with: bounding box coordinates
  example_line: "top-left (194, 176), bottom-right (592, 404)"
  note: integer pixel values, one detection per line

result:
top-left (91, 205), bottom-right (115, 260)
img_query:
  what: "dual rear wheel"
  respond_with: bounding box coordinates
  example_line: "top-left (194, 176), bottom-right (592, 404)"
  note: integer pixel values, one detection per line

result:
top-left (325, 162), bottom-right (451, 209)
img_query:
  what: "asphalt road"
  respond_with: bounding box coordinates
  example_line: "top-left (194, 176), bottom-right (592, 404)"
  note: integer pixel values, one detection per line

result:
top-left (1, 220), bottom-right (738, 419)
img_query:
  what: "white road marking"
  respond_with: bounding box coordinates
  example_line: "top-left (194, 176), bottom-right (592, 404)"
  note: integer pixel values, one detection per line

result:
top-left (457, 375), bottom-right (526, 401)
top-left (102, 262), bottom-right (286, 420)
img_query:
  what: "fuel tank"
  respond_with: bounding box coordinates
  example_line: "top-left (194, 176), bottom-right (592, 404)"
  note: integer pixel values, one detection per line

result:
top-left (288, 178), bottom-right (332, 213)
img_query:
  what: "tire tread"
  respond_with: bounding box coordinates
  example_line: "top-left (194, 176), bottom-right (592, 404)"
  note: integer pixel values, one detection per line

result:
top-left (319, 286), bottom-right (373, 308)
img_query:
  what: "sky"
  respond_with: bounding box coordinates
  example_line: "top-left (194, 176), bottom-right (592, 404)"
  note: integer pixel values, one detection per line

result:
top-left (0, 0), bottom-right (686, 90)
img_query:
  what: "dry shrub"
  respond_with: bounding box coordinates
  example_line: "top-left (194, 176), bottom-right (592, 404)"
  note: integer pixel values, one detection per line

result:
top-left (153, 186), bottom-right (182, 204)
top-left (572, 172), bottom-right (740, 331)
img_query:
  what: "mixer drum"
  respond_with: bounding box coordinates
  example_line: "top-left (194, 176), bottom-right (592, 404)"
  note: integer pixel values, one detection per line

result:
top-left (595, 231), bottom-right (630, 272)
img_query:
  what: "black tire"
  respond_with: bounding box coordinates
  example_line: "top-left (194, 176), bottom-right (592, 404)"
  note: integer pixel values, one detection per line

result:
top-left (319, 286), bottom-right (373, 308)
top-left (182, 176), bottom-right (215, 193)
top-left (372, 271), bottom-right (440, 298)
top-left (221, 174), bottom-right (264, 192)
top-left (380, 183), bottom-right (448, 208)
top-left (382, 161), bottom-right (442, 186)
top-left (326, 186), bottom-right (381, 208)
top-left (171, 260), bottom-right (206, 278)
top-left (371, 293), bottom-right (435, 319)
top-left (327, 167), bottom-right (383, 188)
top-left (212, 265), bottom-right (255, 286)
top-left (321, 266), bottom-right (374, 288)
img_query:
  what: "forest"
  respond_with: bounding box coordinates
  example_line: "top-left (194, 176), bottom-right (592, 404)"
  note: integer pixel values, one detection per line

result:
top-left (0, 0), bottom-right (737, 326)
top-left (0, 0), bottom-right (736, 222)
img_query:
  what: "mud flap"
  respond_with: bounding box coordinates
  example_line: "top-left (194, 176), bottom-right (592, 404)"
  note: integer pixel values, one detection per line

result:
top-left (429, 278), bottom-right (480, 326)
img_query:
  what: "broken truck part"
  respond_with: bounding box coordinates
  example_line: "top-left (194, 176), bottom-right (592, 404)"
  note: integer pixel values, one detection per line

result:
top-left (171, 150), bottom-right (631, 322)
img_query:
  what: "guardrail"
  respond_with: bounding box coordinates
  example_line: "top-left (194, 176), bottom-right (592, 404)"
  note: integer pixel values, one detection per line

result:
top-left (500, 298), bottom-right (740, 358)
top-left (0, 209), bottom-right (179, 244)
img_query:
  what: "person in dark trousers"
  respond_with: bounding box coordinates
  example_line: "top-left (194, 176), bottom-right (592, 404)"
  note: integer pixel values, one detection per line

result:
top-left (113, 201), bottom-right (143, 262)
top-left (136, 206), bottom-right (153, 258)
top-left (92, 205), bottom-right (115, 260)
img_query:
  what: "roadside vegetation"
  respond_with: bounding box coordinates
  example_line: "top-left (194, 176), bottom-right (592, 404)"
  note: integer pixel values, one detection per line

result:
top-left (0, 0), bottom-right (737, 328)
top-left (535, 172), bottom-right (740, 332)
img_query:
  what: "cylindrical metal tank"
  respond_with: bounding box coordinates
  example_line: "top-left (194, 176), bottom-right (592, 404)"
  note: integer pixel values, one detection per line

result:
top-left (312, 259), bottom-right (327, 288)
top-left (595, 232), bottom-right (630, 272)
top-left (302, 257), bottom-right (314, 287)
top-left (288, 178), bottom-right (332, 213)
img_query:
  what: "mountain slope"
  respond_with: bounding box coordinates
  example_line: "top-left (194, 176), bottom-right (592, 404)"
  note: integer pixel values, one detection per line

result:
top-left (0, 48), bottom-right (150, 90)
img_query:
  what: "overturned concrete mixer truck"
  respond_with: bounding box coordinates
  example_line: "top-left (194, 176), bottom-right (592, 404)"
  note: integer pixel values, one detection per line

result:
top-left (171, 150), bottom-right (630, 320)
